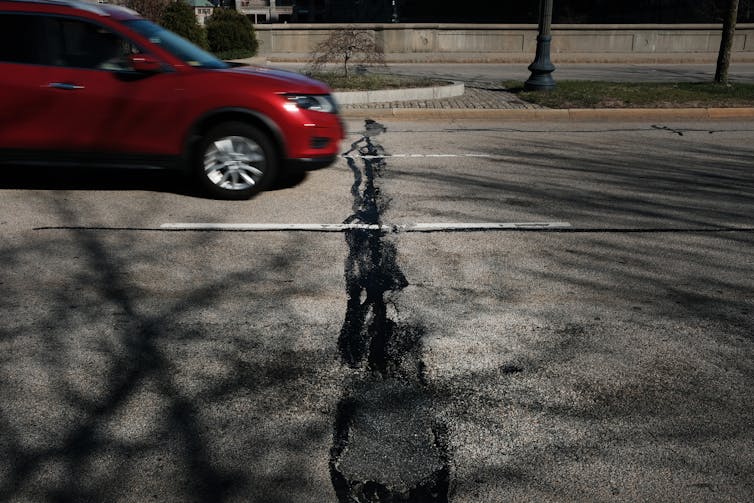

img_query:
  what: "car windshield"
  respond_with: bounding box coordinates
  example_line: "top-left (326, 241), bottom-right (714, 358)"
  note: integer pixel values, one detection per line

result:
top-left (124, 19), bottom-right (228, 69)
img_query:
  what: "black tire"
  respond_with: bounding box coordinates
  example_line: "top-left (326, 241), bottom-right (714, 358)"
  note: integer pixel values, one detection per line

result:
top-left (195, 122), bottom-right (278, 200)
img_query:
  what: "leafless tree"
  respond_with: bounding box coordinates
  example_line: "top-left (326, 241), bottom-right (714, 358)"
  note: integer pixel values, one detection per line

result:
top-left (308, 26), bottom-right (386, 79)
top-left (715, 0), bottom-right (740, 84)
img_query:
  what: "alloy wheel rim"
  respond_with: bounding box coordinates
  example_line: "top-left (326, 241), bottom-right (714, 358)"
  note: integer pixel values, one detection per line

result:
top-left (204, 136), bottom-right (265, 191)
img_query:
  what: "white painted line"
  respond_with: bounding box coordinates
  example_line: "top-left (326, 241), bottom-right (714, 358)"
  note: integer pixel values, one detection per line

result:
top-left (159, 223), bottom-right (383, 231)
top-left (341, 153), bottom-right (496, 159)
top-left (400, 222), bottom-right (572, 231)
top-left (160, 222), bottom-right (571, 232)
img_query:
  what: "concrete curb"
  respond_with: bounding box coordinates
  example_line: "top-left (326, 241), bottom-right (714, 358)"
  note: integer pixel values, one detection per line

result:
top-left (334, 82), bottom-right (464, 105)
top-left (340, 107), bottom-right (754, 121)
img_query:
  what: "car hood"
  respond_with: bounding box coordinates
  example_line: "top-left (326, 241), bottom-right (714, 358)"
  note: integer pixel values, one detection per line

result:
top-left (220, 65), bottom-right (332, 95)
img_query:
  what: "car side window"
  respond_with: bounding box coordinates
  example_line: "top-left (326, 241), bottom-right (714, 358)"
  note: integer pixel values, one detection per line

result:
top-left (44, 16), bottom-right (141, 71)
top-left (0, 14), bottom-right (45, 64)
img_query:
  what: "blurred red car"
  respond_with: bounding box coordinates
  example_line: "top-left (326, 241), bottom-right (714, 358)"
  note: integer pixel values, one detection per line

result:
top-left (0, 0), bottom-right (344, 199)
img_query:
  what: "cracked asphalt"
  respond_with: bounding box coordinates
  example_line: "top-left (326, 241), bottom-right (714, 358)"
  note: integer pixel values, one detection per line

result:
top-left (1, 119), bottom-right (753, 502)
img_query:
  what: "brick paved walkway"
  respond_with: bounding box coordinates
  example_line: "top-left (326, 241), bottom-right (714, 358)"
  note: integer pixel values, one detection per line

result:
top-left (342, 84), bottom-right (542, 110)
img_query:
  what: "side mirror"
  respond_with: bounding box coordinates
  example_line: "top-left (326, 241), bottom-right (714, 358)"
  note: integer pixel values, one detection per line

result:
top-left (128, 54), bottom-right (162, 73)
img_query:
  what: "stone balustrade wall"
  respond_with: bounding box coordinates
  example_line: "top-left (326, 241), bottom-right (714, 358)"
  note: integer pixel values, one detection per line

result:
top-left (253, 23), bottom-right (754, 63)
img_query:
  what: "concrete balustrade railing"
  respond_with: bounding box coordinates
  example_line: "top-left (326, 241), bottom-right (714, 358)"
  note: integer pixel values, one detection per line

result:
top-left (254, 23), bottom-right (754, 63)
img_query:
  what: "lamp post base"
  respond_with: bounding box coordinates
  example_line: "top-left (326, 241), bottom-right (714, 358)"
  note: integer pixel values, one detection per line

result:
top-left (525, 35), bottom-right (556, 91)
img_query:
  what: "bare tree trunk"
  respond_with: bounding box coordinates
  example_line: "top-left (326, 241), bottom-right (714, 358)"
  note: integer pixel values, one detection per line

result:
top-left (715, 0), bottom-right (740, 84)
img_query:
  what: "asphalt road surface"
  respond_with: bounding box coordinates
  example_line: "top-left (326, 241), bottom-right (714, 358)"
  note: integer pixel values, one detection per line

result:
top-left (1, 119), bottom-right (753, 502)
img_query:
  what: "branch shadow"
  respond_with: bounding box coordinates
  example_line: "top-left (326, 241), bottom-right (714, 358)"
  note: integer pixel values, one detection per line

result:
top-left (378, 126), bottom-right (754, 500)
top-left (0, 192), bottom-right (339, 501)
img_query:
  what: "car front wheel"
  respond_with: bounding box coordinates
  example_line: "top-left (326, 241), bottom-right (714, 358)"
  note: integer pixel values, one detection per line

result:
top-left (196, 122), bottom-right (277, 200)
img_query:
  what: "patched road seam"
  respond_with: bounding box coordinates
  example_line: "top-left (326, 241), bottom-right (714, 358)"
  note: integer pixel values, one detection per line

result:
top-left (330, 120), bottom-right (451, 502)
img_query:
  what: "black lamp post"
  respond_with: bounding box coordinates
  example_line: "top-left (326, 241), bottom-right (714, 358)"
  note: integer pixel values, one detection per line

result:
top-left (525, 0), bottom-right (556, 91)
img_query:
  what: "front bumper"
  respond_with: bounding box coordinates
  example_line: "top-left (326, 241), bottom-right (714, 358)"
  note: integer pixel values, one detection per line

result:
top-left (279, 100), bottom-right (345, 160)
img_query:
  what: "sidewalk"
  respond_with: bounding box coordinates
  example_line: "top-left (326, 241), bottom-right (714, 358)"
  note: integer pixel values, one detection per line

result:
top-left (342, 84), bottom-right (542, 110)
top-left (265, 62), bottom-right (754, 84)
top-left (365, 62), bottom-right (754, 84)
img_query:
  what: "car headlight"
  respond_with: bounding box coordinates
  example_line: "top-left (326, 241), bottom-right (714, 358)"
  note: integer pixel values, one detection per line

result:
top-left (285, 94), bottom-right (338, 113)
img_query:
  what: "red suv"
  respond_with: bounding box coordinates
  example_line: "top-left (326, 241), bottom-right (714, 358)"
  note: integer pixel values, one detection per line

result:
top-left (0, 0), bottom-right (344, 199)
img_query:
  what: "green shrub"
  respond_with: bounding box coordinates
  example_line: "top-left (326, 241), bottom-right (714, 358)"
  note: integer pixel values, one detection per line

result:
top-left (161, 1), bottom-right (208, 49)
top-left (206, 8), bottom-right (258, 59)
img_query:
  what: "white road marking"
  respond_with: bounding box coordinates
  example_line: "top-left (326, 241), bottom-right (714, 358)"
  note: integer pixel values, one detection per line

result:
top-left (400, 222), bottom-right (571, 231)
top-left (160, 222), bottom-right (571, 232)
top-left (159, 223), bottom-right (382, 231)
top-left (341, 154), bottom-right (496, 159)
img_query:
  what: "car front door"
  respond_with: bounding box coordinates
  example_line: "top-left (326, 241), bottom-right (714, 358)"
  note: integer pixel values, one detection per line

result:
top-left (38, 15), bottom-right (191, 158)
top-left (0, 12), bottom-right (80, 152)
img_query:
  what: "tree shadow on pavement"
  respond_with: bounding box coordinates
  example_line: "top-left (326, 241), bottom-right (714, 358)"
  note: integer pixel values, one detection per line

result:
top-left (0, 192), bottom-right (341, 502)
top-left (380, 127), bottom-right (754, 501)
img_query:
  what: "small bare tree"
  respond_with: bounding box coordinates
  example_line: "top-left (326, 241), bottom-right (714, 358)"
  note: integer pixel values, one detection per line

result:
top-left (308, 27), bottom-right (386, 79)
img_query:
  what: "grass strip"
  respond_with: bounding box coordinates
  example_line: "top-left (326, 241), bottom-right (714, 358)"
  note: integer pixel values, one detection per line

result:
top-left (504, 81), bottom-right (754, 108)
top-left (308, 72), bottom-right (443, 91)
